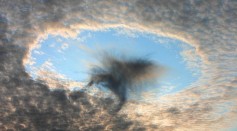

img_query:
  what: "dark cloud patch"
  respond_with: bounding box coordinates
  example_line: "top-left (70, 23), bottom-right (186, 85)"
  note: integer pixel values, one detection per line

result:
top-left (167, 107), bottom-right (180, 115)
top-left (86, 53), bottom-right (162, 111)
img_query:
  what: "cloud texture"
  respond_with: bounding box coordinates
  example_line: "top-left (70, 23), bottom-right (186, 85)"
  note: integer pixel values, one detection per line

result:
top-left (87, 53), bottom-right (161, 111)
top-left (0, 0), bottom-right (237, 130)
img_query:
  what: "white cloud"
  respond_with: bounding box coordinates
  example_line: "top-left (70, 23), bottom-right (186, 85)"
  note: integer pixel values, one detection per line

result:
top-left (57, 42), bottom-right (69, 53)
top-left (114, 27), bottom-right (139, 38)
top-left (33, 50), bottom-right (45, 55)
top-left (61, 43), bottom-right (69, 50)
top-left (49, 43), bottom-right (56, 48)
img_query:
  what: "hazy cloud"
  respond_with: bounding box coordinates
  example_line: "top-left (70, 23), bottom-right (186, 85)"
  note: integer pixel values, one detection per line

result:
top-left (86, 53), bottom-right (162, 111)
top-left (0, 0), bottom-right (237, 130)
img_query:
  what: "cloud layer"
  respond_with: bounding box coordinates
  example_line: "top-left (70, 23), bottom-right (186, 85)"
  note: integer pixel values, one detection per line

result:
top-left (0, 0), bottom-right (237, 130)
top-left (87, 53), bottom-right (162, 111)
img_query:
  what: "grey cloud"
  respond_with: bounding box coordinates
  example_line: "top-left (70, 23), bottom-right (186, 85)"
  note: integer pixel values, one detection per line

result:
top-left (166, 107), bottom-right (180, 115)
top-left (0, 0), bottom-right (237, 130)
top-left (86, 53), bottom-right (161, 112)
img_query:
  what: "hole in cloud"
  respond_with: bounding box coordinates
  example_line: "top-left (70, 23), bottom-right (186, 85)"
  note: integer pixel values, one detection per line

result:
top-left (25, 28), bottom-right (201, 100)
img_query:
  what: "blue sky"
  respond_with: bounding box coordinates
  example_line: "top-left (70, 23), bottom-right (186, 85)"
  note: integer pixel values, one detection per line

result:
top-left (26, 28), bottom-right (200, 97)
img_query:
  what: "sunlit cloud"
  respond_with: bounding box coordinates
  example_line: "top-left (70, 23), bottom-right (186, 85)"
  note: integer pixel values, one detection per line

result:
top-left (0, 0), bottom-right (237, 130)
